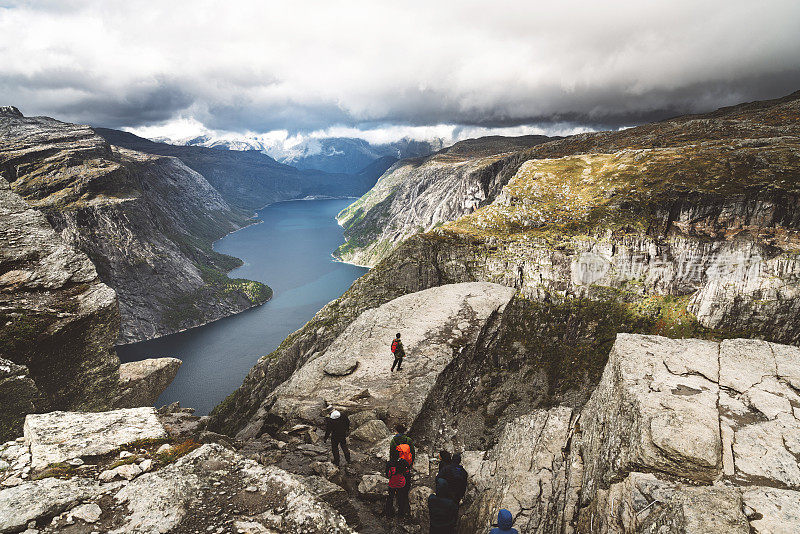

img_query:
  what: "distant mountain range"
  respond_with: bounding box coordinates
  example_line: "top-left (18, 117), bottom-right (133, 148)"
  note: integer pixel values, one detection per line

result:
top-left (153, 134), bottom-right (444, 174)
top-left (96, 129), bottom-right (396, 211)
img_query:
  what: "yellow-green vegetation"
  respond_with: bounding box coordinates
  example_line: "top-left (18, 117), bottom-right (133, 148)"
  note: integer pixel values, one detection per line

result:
top-left (449, 142), bottom-right (800, 245)
top-left (33, 462), bottom-right (75, 480)
top-left (157, 439), bottom-right (200, 464)
top-left (108, 456), bottom-right (139, 469)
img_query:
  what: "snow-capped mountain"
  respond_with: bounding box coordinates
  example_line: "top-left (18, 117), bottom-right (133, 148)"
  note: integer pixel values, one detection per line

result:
top-left (155, 134), bottom-right (444, 174)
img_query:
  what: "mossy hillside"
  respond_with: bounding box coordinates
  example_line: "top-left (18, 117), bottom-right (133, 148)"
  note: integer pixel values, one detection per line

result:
top-left (450, 142), bottom-right (800, 247)
top-left (161, 265), bottom-right (272, 331)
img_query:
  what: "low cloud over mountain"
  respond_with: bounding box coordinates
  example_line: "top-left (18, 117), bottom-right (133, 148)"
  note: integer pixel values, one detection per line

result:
top-left (2, 0), bottom-right (799, 142)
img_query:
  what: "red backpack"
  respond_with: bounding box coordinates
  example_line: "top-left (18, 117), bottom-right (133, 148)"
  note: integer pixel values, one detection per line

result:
top-left (387, 465), bottom-right (406, 488)
top-left (391, 339), bottom-right (399, 353)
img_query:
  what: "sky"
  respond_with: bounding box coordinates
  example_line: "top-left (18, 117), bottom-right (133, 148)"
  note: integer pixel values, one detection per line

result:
top-left (2, 0), bottom-right (800, 146)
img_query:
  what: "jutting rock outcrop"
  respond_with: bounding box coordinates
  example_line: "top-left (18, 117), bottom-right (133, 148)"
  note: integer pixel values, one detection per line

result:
top-left (0, 108), bottom-right (271, 343)
top-left (114, 358), bottom-right (182, 408)
top-left (238, 282), bottom-right (516, 440)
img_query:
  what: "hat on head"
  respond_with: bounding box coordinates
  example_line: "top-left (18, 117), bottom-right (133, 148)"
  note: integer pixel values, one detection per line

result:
top-left (330, 410), bottom-right (341, 419)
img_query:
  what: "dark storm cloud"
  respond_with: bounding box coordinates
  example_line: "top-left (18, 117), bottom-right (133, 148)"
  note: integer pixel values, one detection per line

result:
top-left (2, 0), bottom-right (799, 137)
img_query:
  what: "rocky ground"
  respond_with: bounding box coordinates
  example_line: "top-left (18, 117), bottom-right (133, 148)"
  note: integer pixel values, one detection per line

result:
top-left (4, 324), bottom-right (799, 533)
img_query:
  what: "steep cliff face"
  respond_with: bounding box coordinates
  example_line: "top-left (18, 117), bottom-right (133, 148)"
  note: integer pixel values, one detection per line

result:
top-left (338, 91), bottom-right (800, 267)
top-left (0, 109), bottom-right (271, 343)
top-left (0, 177), bottom-right (119, 438)
top-left (212, 91), bottom-right (800, 443)
top-left (335, 135), bottom-right (554, 266)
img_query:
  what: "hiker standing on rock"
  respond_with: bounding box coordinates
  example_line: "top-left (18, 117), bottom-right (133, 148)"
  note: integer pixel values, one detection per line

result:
top-left (323, 409), bottom-right (351, 466)
top-left (437, 450), bottom-right (467, 508)
top-left (449, 452), bottom-right (468, 508)
top-left (387, 423), bottom-right (414, 517)
top-left (384, 450), bottom-right (411, 518)
top-left (428, 478), bottom-right (458, 534)
top-left (390, 332), bottom-right (405, 371)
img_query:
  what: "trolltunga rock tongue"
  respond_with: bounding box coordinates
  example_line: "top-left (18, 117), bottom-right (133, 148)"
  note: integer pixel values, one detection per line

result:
top-left (269, 282), bottom-right (516, 425)
top-left (25, 407), bottom-right (167, 469)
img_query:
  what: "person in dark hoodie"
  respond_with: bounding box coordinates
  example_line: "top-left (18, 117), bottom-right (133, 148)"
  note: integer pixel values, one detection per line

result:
top-left (489, 509), bottom-right (518, 534)
top-left (323, 409), bottom-right (350, 466)
top-left (449, 452), bottom-right (468, 507)
top-left (428, 478), bottom-right (458, 534)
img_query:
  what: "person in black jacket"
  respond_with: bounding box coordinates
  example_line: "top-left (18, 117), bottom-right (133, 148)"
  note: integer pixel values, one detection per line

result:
top-left (449, 452), bottom-right (468, 507)
top-left (428, 478), bottom-right (458, 534)
top-left (323, 409), bottom-right (350, 466)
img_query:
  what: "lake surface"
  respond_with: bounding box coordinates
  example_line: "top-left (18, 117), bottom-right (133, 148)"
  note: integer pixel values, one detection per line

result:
top-left (117, 198), bottom-right (367, 415)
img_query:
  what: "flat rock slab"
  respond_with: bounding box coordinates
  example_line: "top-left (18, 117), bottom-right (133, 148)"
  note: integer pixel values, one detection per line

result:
top-left (0, 477), bottom-right (105, 533)
top-left (25, 407), bottom-right (167, 470)
top-left (270, 283), bottom-right (516, 425)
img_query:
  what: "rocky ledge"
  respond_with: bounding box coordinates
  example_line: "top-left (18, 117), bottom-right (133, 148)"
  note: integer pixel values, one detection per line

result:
top-left (0, 407), bottom-right (351, 534)
top-left (457, 334), bottom-right (800, 533)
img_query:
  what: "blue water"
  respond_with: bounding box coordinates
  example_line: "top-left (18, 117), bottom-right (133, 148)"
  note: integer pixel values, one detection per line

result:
top-left (117, 198), bottom-right (367, 415)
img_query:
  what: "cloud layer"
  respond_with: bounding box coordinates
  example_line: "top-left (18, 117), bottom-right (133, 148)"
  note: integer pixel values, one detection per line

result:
top-left (2, 0), bottom-right (799, 141)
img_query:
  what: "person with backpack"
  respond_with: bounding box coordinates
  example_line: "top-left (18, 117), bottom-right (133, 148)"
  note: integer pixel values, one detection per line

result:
top-left (389, 423), bottom-right (415, 466)
top-left (490, 509), bottom-right (519, 534)
top-left (384, 452), bottom-right (411, 517)
top-left (449, 452), bottom-right (468, 507)
top-left (390, 332), bottom-right (406, 371)
top-left (323, 409), bottom-right (351, 466)
top-left (428, 478), bottom-right (458, 534)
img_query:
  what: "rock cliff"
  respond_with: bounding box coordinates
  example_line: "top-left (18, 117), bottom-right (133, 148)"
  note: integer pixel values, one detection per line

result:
top-left (335, 135), bottom-right (553, 266)
top-left (337, 91), bottom-right (800, 269)
top-left (0, 109), bottom-right (271, 343)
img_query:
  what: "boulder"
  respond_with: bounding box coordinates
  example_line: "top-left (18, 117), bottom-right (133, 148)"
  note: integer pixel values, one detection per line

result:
top-left (580, 334), bottom-right (722, 496)
top-left (350, 419), bottom-right (391, 443)
top-left (69, 502), bottom-right (103, 524)
top-left (269, 283), bottom-right (516, 426)
top-left (577, 334), bottom-right (800, 533)
top-left (114, 358), bottom-right (182, 408)
top-left (357, 473), bottom-right (387, 500)
top-left (324, 357), bottom-right (359, 377)
top-left (349, 410), bottom-right (379, 428)
top-left (0, 477), bottom-right (105, 533)
top-left (24, 407), bottom-right (167, 469)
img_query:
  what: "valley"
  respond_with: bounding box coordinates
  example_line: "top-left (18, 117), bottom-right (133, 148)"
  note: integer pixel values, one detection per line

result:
top-left (3, 92), bottom-right (800, 533)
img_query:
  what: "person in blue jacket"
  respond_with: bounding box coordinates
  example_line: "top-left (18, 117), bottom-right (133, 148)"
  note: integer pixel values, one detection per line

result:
top-left (490, 509), bottom-right (518, 534)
